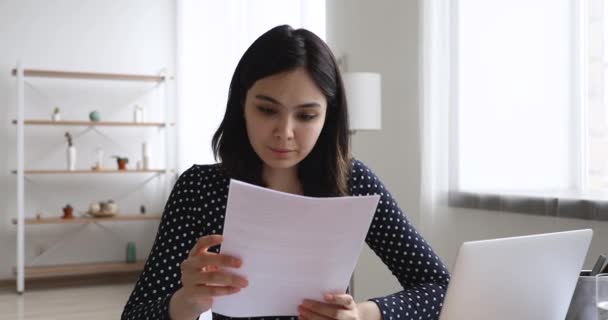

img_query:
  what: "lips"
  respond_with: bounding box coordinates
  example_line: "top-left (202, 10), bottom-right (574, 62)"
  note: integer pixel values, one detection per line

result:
top-left (268, 147), bottom-right (294, 158)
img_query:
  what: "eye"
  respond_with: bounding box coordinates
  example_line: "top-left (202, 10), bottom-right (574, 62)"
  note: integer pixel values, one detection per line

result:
top-left (297, 113), bottom-right (317, 121)
top-left (257, 106), bottom-right (277, 115)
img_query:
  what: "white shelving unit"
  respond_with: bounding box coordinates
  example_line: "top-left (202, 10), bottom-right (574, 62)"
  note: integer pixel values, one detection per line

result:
top-left (12, 63), bottom-right (175, 293)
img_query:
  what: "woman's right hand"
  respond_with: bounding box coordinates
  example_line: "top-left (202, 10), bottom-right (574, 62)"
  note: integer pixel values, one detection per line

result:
top-left (169, 235), bottom-right (248, 320)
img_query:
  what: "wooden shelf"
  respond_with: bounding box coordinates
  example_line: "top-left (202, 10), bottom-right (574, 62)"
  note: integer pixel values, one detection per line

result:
top-left (11, 68), bottom-right (167, 82)
top-left (12, 169), bottom-right (169, 174)
top-left (14, 261), bottom-right (146, 280)
top-left (12, 119), bottom-right (172, 127)
top-left (12, 214), bottom-right (161, 225)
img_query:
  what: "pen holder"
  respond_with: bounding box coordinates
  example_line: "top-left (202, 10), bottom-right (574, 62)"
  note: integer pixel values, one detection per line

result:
top-left (566, 270), bottom-right (598, 320)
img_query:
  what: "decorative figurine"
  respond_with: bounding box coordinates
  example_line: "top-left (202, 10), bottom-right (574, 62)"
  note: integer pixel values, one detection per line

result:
top-left (140, 205), bottom-right (146, 215)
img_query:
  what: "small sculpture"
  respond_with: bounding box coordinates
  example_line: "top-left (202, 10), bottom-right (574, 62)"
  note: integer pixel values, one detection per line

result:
top-left (140, 205), bottom-right (146, 215)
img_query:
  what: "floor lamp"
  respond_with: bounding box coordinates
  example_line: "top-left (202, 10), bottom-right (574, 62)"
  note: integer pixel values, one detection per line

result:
top-left (342, 71), bottom-right (382, 298)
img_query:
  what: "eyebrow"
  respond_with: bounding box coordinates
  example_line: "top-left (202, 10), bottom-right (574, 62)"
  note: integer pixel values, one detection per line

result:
top-left (254, 94), bottom-right (321, 109)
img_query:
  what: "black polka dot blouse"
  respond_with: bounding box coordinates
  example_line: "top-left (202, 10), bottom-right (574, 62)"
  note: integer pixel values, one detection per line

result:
top-left (121, 159), bottom-right (450, 320)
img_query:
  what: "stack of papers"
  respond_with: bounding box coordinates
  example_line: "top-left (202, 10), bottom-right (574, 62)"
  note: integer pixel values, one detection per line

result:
top-left (212, 179), bottom-right (380, 317)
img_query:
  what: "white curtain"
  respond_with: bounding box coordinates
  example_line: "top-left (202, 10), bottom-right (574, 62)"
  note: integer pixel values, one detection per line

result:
top-left (176, 0), bottom-right (326, 174)
top-left (420, 0), bottom-right (452, 237)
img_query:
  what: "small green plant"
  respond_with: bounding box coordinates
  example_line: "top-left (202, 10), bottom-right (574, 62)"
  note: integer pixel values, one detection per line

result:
top-left (112, 156), bottom-right (129, 163)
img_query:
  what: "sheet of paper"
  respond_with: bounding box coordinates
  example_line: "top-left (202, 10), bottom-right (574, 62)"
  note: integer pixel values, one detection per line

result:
top-left (211, 179), bottom-right (380, 317)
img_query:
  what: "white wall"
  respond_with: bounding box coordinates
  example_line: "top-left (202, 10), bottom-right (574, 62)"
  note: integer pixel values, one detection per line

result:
top-left (326, 0), bottom-right (422, 301)
top-left (326, 0), bottom-right (608, 302)
top-left (0, 0), bottom-right (175, 280)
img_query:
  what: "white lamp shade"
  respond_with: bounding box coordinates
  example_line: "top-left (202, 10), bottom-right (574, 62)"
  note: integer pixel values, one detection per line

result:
top-left (343, 72), bottom-right (382, 131)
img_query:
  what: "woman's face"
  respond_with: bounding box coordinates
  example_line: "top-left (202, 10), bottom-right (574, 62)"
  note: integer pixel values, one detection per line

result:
top-left (244, 67), bottom-right (328, 170)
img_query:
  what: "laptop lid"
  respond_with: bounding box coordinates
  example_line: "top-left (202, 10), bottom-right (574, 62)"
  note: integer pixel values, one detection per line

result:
top-left (439, 229), bottom-right (593, 320)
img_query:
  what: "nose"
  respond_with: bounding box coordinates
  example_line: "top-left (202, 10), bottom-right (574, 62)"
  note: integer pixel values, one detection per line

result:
top-left (273, 115), bottom-right (294, 141)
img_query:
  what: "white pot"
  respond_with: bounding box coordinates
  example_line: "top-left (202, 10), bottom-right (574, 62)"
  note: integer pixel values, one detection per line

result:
top-left (67, 146), bottom-right (76, 171)
top-left (52, 113), bottom-right (61, 121)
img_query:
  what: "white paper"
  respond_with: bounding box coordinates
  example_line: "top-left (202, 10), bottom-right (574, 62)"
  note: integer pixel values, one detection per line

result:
top-left (211, 179), bottom-right (380, 317)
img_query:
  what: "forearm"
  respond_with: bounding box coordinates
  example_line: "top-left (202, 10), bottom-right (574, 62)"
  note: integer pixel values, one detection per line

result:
top-left (357, 301), bottom-right (382, 320)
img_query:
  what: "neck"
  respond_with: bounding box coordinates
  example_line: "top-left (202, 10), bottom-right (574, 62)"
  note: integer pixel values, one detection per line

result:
top-left (262, 165), bottom-right (303, 195)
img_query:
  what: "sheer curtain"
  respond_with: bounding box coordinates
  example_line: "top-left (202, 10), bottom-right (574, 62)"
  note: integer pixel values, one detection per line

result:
top-left (176, 0), bottom-right (326, 174)
top-left (420, 0), bottom-right (452, 236)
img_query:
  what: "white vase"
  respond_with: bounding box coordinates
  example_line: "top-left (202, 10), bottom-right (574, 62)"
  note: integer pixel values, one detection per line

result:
top-left (133, 105), bottom-right (144, 123)
top-left (52, 113), bottom-right (61, 121)
top-left (67, 146), bottom-right (76, 171)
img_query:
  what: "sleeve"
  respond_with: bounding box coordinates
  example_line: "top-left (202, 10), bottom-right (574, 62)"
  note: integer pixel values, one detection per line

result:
top-left (121, 165), bottom-right (207, 320)
top-left (350, 160), bottom-right (451, 320)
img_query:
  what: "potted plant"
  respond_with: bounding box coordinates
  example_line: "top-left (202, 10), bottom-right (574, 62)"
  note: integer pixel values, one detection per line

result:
top-left (52, 107), bottom-right (61, 121)
top-left (112, 156), bottom-right (129, 170)
top-left (62, 204), bottom-right (74, 219)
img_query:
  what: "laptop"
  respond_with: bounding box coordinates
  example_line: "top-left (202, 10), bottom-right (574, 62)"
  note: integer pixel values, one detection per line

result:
top-left (439, 229), bottom-right (593, 320)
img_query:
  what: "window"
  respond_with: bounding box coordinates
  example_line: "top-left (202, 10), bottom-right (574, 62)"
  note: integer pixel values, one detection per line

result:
top-left (431, 0), bottom-right (608, 219)
top-left (176, 0), bottom-right (326, 173)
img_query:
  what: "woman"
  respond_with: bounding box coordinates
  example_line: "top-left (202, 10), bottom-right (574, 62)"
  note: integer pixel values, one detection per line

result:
top-left (122, 25), bottom-right (450, 320)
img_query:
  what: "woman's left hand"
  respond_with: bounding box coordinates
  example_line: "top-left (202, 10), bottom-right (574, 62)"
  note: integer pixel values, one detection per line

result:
top-left (298, 293), bottom-right (360, 320)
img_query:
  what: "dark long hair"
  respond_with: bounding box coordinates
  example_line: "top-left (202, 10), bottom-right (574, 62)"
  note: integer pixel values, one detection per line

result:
top-left (212, 25), bottom-right (351, 197)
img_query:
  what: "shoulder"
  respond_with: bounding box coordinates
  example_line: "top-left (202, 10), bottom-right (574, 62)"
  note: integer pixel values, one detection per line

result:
top-left (348, 158), bottom-right (386, 196)
top-left (171, 164), bottom-right (228, 192)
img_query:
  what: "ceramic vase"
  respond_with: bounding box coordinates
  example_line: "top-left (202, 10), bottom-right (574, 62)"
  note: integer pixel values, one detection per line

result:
top-left (67, 146), bottom-right (76, 171)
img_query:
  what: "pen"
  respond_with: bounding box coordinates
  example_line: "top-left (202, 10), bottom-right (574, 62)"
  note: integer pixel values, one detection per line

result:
top-left (591, 254), bottom-right (606, 276)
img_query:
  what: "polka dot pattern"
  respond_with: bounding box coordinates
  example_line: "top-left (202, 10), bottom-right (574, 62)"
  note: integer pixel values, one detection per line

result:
top-left (121, 159), bottom-right (450, 320)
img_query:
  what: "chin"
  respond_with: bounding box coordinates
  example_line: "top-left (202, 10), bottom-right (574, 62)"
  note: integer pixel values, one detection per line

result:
top-left (262, 158), bottom-right (300, 169)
